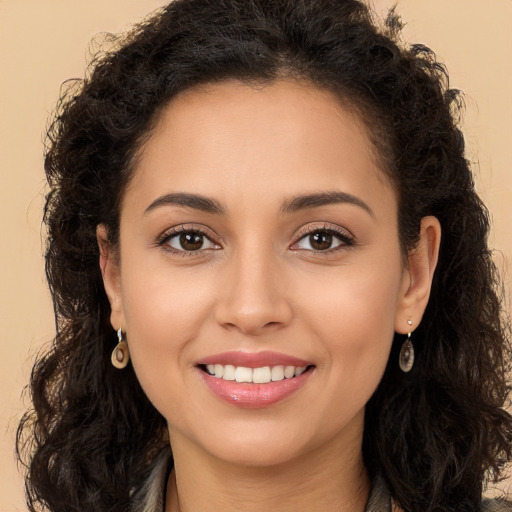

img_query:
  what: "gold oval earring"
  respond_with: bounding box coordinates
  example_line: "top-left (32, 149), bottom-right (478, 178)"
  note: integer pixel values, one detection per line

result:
top-left (111, 328), bottom-right (130, 369)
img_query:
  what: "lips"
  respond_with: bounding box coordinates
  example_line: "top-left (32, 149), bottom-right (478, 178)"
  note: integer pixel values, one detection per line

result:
top-left (197, 351), bottom-right (315, 408)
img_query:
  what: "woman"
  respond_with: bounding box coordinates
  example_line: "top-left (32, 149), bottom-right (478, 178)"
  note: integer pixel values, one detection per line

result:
top-left (16, 0), bottom-right (512, 511)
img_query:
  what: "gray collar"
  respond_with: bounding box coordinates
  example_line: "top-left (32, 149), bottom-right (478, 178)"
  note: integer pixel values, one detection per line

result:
top-left (131, 448), bottom-right (511, 512)
top-left (131, 449), bottom-right (392, 511)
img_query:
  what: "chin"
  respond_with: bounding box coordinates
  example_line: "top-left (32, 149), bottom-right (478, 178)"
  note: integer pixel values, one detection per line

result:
top-left (169, 415), bottom-right (312, 468)
top-left (209, 439), bottom-right (309, 468)
top-left (186, 412), bottom-right (358, 469)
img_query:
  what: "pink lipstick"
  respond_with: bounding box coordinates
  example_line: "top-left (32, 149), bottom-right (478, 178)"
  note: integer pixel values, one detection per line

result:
top-left (197, 351), bottom-right (315, 408)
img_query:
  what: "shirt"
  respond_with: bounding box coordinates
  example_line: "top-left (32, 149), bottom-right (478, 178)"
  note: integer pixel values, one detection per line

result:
top-left (130, 448), bottom-right (512, 511)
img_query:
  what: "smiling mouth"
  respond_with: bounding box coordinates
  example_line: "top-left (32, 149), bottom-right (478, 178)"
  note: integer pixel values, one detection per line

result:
top-left (199, 364), bottom-right (315, 384)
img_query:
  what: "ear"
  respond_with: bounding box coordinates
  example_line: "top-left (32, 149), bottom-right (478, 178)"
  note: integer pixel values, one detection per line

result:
top-left (394, 216), bottom-right (441, 334)
top-left (97, 224), bottom-right (125, 332)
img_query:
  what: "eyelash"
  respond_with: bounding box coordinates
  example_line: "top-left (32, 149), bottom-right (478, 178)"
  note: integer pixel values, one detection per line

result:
top-left (157, 223), bottom-right (354, 256)
top-left (291, 223), bottom-right (354, 254)
top-left (157, 225), bottom-right (221, 256)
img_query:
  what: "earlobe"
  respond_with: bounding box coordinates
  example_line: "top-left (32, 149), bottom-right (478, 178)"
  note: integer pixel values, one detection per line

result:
top-left (96, 224), bottom-right (125, 331)
top-left (395, 216), bottom-right (441, 334)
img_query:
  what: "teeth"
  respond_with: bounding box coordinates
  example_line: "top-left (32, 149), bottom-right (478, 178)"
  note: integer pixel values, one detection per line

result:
top-left (284, 366), bottom-right (295, 379)
top-left (235, 366), bottom-right (253, 383)
top-left (205, 364), bottom-right (309, 383)
top-left (253, 366), bottom-right (271, 384)
top-left (271, 365), bottom-right (284, 381)
top-left (222, 364), bottom-right (236, 381)
top-left (214, 364), bottom-right (224, 378)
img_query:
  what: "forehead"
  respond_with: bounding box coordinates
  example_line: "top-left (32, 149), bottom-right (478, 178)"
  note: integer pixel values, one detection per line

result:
top-left (126, 79), bottom-right (395, 214)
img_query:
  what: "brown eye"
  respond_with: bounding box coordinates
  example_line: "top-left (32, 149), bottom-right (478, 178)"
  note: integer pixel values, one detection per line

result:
top-left (294, 229), bottom-right (350, 252)
top-left (309, 232), bottom-right (333, 251)
top-left (180, 233), bottom-right (204, 251)
top-left (167, 231), bottom-right (216, 252)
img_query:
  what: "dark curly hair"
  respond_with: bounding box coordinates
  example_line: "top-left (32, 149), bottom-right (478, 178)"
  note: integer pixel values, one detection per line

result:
top-left (17, 1), bottom-right (512, 511)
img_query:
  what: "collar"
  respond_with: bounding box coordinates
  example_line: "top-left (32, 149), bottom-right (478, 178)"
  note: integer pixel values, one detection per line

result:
top-left (130, 448), bottom-right (392, 512)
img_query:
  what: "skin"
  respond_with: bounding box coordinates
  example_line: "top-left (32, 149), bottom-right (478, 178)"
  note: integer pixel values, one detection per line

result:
top-left (98, 80), bottom-right (440, 512)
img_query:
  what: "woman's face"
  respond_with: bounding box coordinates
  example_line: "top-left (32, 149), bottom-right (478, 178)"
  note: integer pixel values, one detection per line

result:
top-left (102, 80), bottom-right (428, 467)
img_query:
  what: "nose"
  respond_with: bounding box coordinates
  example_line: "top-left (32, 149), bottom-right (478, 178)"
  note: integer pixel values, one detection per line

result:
top-left (214, 249), bottom-right (293, 336)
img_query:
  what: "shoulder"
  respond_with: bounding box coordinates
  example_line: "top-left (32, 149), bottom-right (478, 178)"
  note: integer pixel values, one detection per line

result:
top-left (130, 447), bottom-right (172, 512)
top-left (371, 475), bottom-right (512, 512)
top-left (482, 498), bottom-right (512, 511)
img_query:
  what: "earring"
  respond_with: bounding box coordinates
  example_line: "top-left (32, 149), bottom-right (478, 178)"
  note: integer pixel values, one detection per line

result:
top-left (111, 328), bottom-right (130, 369)
top-left (399, 320), bottom-right (414, 373)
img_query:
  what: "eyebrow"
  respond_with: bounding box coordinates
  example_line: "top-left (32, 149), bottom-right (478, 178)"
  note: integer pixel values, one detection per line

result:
top-left (144, 190), bottom-right (374, 218)
top-left (281, 191), bottom-right (374, 218)
top-left (144, 193), bottom-right (225, 215)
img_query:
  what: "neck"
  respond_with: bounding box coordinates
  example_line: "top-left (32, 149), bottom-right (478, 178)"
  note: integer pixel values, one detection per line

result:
top-left (165, 423), bottom-right (370, 512)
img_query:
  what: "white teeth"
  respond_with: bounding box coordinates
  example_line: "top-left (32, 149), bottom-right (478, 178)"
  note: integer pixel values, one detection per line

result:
top-left (235, 366), bottom-right (253, 383)
top-left (252, 366), bottom-right (271, 384)
top-left (214, 364), bottom-right (224, 378)
top-left (284, 366), bottom-right (295, 379)
top-left (271, 365), bottom-right (285, 381)
top-left (222, 364), bottom-right (236, 381)
top-left (205, 363), bottom-right (310, 383)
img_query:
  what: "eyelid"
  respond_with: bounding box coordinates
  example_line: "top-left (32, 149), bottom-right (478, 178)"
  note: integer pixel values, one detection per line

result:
top-left (290, 222), bottom-right (355, 251)
top-left (157, 224), bottom-right (222, 253)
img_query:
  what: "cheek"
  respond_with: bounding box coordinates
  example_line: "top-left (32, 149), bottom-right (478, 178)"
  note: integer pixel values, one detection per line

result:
top-left (302, 272), bottom-right (402, 436)
top-left (300, 254), bottom-right (403, 387)
top-left (118, 260), bottom-right (216, 399)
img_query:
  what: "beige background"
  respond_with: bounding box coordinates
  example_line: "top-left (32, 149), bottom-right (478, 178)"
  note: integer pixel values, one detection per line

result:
top-left (1, 0), bottom-right (510, 510)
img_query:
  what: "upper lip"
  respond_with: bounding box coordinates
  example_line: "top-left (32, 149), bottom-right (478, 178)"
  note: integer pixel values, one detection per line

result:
top-left (197, 350), bottom-right (313, 368)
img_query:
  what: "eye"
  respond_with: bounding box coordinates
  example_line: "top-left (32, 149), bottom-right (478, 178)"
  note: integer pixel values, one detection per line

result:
top-left (160, 229), bottom-right (219, 253)
top-left (293, 227), bottom-right (353, 252)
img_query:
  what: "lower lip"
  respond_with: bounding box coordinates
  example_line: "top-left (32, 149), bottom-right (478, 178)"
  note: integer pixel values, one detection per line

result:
top-left (199, 369), bottom-right (313, 408)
